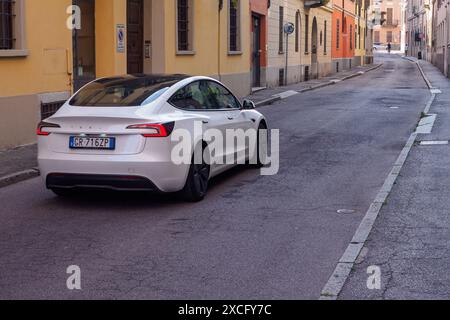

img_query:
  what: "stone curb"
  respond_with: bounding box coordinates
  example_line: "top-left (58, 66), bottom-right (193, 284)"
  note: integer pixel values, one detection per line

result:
top-left (255, 63), bottom-right (383, 108)
top-left (416, 62), bottom-right (433, 90)
top-left (0, 168), bottom-right (40, 189)
top-left (402, 56), bottom-right (433, 90)
top-left (254, 96), bottom-right (282, 108)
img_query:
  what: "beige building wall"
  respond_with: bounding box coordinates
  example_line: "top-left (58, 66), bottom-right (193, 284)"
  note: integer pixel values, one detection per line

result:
top-left (373, 0), bottom-right (403, 50)
top-left (267, 1), bottom-right (333, 87)
top-left (431, 0), bottom-right (448, 75)
top-left (406, 0), bottom-right (432, 60)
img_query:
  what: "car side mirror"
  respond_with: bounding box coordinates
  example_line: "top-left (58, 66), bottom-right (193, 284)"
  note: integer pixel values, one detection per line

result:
top-left (242, 99), bottom-right (256, 110)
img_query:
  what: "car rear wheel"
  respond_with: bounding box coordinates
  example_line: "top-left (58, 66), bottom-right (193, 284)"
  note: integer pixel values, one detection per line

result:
top-left (181, 152), bottom-right (210, 202)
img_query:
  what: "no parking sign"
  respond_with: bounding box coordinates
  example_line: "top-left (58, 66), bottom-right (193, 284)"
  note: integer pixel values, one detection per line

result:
top-left (117, 24), bottom-right (125, 53)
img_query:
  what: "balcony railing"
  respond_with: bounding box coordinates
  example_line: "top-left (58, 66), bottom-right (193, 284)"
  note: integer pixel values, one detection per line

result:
top-left (383, 19), bottom-right (399, 27)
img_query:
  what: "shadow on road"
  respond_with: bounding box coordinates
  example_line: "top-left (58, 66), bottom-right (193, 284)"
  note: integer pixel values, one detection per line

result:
top-left (44, 165), bottom-right (258, 208)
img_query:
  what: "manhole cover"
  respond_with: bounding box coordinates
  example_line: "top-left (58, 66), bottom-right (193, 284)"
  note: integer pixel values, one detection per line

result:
top-left (337, 209), bottom-right (356, 215)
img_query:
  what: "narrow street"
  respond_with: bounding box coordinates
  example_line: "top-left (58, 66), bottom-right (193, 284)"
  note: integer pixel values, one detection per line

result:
top-left (0, 54), bottom-right (430, 299)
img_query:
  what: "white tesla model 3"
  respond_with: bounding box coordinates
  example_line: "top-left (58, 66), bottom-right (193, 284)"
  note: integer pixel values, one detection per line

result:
top-left (38, 75), bottom-right (267, 201)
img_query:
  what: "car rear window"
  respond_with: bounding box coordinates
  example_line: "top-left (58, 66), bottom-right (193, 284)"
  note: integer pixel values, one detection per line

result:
top-left (69, 75), bottom-right (186, 107)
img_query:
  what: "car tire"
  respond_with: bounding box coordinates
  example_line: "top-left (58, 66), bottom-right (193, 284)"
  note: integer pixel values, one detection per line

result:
top-left (181, 149), bottom-right (211, 202)
top-left (253, 122), bottom-right (268, 168)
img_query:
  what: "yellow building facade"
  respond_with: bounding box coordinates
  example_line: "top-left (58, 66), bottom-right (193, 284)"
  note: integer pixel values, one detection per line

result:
top-left (354, 0), bottom-right (368, 66)
top-left (0, 0), bottom-right (252, 150)
top-left (0, 0), bottom-right (72, 149)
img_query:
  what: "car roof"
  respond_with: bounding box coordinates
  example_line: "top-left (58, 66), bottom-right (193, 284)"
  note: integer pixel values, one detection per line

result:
top-left (93, 74), bottom-right (191, 86)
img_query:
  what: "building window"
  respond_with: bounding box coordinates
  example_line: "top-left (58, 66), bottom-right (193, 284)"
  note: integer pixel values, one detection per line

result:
top-left (374, 30), bottom-right (380, 43)
top-left (177, 0), bottom-right (193, 52)
top-left (305, 14), bottom-right (309, 53)
top-left (0, 0), bottom-right (13, 49)
top-left (278, 6), bottom-right (284, 53)
top-left (387, 8), bottom-right (393, 26)
top-left (324, 20), bottom-right (327, 53)
top-left (0, 0), bottom-right (26, 56)
top-left (295, 11), bottom-right (300, 52)
top-left (358, 25), bottom-right (361, 49)
top-left (364, 27), bottom-right (366, 49)
top-left (229, 0), bottom-right (241, 52)
top-left (350, 25), bottom-right (352, 49)
top-left (336, 19), bottom-right (340, 49)
top-left (387, 31), bottom-right (393, 43)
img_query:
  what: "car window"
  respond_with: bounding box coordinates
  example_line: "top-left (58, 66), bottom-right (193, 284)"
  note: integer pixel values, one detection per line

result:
top-left (204, 81), bottom-right (241, 110)
top-left (69, 76), bottom-right (183, 107)
top-left (169, 81), bottom-right (209, 110)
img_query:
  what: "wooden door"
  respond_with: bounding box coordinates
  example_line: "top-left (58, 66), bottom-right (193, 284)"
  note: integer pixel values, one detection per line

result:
top-left (127, 0), bottom-right (144, 74)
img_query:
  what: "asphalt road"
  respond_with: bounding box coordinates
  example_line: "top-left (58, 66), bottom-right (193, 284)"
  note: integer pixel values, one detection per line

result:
top-left (0, 54), bottom-right (430, 299)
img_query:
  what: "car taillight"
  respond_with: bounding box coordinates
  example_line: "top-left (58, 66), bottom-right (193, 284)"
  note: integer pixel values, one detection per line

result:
top-left (37, 121), bottom-right (61, 136)
top-left (126, 122), bottom-right (175, 137)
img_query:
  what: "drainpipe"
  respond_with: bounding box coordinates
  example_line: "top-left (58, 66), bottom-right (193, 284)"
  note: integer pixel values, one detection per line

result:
top-left (218, 0), bottom-right (223, 81)
top-left (446, 2), bottom-right (449, 76)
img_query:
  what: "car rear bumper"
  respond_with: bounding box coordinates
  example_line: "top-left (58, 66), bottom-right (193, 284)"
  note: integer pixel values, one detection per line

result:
top-left (46, 173), bottom-right (160, 192)
top-left (38, 154), bottom-right (190, 193)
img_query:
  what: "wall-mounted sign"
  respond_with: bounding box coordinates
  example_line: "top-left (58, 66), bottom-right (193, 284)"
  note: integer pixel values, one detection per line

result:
top-left (117, 24), bottom-right (125, 53)
top-left (284, 22), bottom-right (295, 35)
top-left (145, 41), bottom-right (151, 59)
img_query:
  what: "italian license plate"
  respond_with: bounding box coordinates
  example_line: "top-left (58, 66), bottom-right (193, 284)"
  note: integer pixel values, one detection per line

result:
top-left (69, 136), bottom-right (116, 150)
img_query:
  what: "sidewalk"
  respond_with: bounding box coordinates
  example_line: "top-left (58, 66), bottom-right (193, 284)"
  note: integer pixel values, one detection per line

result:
top-left (0, 144), bottom-right (39, 188)
top-left (338, 59), bottom-right (450, 299)
top-left (246, 64), bottom-right (382, 107)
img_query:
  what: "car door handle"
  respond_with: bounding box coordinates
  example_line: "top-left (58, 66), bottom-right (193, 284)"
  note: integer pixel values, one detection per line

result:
top-left (202, 120), bottom-right (209, 124)
top-left (227, 117), bottom-right (235, 120)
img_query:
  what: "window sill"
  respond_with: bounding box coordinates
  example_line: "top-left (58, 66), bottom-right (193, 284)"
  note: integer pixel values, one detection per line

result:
top-left (278, 51), bottom-right (284, 55)
top-left (176, 50), bottom-right (196, 56)
top-left (228, 51), bottom-right (243, 56)
top-left (0, 49), bottom-right (29, 58)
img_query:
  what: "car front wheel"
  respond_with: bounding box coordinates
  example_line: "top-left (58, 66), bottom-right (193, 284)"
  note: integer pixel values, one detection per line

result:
top-left (254, 122), bottom-right (268, 168)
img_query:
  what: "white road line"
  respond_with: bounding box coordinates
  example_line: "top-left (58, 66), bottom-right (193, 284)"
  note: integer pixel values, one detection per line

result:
top-left (416, 114), bottom-right (437, 134)
top-left (276, 90), bottom-right (299, 99)
top-left (420, 140), bottom-right (449, 146)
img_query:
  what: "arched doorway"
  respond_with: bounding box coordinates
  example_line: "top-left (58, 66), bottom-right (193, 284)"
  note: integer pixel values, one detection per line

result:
top-left (311, 17), bottom-right (318, 78)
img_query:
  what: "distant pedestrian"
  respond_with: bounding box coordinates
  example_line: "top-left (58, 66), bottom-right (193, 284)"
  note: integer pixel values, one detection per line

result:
top-left (387, 42), bottom-right (392, 54)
